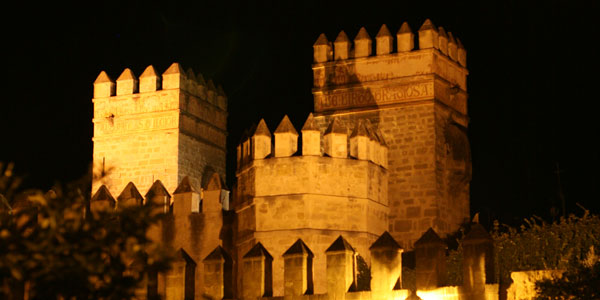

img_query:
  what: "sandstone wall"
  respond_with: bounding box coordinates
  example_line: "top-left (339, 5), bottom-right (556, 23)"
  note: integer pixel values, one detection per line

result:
top-left (92, 89), bottom-right (181, 195)
top-left (236, 155), bottom-right (388, 296)
top-left (92, 64), bottom-right (227, 197)
top-left (314, 103), bottom-right (441, 248)
top-left (311, 22), bottom-right (470, 248)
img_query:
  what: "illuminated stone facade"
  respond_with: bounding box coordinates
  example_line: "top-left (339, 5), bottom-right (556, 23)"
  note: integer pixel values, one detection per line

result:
top-left (92, 63), bottom-right (227, 196)
top-left (311, 20), bottom-right (470, 248)
top-left (235, 114), bottom-right (389, 295)
top-left (89, 19), bottom-right (475, 300)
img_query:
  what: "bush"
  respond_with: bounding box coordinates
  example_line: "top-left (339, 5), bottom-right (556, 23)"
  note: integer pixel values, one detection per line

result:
top-left (0, 163), bottom-right (173, 299)
top-left (443, 211), bottom-right (600, 287)
top-left (493, 211), bottom-right (600, 284)
top-left (535, 260), bottom-right (599, 300)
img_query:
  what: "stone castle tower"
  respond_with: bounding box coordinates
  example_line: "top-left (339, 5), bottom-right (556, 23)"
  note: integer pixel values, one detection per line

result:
top-left (89, 18), bottom-right (471, 300)
top-left (92, 63), bottom-right (227, 196)
top-left (310, 20), bottom-right (470, 247)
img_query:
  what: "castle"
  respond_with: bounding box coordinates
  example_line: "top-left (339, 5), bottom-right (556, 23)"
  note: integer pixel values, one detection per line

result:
top-left (90, 19), bottom-right (478, 300)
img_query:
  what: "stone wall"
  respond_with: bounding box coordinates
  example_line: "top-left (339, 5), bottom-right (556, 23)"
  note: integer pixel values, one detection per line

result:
top-left (204, 227), bottom-right (501, 300)
top-left (235, 115), bottom-right (389, 296)
top-left (92, 63), bottom-right (227, 197)
top-left (85, 18), bottom-right (476, 300)
top-left (311, 20), bottom-right (470, 248)
top-left (90, 174), bottom-right (227, 300)
top-left (92, 89), bottom-right (181, 196)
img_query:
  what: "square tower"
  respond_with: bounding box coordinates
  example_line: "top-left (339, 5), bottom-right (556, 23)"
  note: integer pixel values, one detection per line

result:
top-left (92, 63), bottom-right (227, 196)
top-left (311, 21), bottom-right (471, 248)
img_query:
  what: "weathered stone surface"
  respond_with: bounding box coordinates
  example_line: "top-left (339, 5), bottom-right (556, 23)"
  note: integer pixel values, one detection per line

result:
top-left (397, 22), bottom-right (415, 52)
top-left (457, 37), bottom-right (467, 67)
top-left (162, 62), bottom-right (184, 89)
top-left (93, 19), bottom-right (472, 300)
top-left (253, 119), bottom-right (272, 159)
top-left (370, 232), bottom-right (403, 292)
top-left (334, 31), bottom-right (350, 60)
top-left (139, 65), bottom-right (160, 93)
top-left (354, 27), bottom-right (372, 58)
top-left (203, 246), bottom-right (233, 300)
top-left (116, 68), bottom-right (138, 96)
top-left (326, 236), bottom-right (356, 295)
top-left (274, 115), bottom-right (299, 157)
top-left (324, 118), bottom-right (347, 158)
top-left (376, 24), bottom-right (393, 55)
top-left (92, 62), bottom-right (227, 196)
top-left (235, 153), bottom-right (388, 295)
top-left (438, 26), bottom-right (449, 56)
top-left (350, 120), bottom-right (369, 160)
top-left (302, 113), bottom-right (321, 156)
top-left (418, 19), bottom-right (439, 49)
top-left (415, 228), bottom-right (447, 290)
top-left (463, 224), bottom-right (495, 297)
top-left (313, 33), bottom-right (331, 63)
top-left (117, 181), bottom-right (143, 207)
top-left (283, 239), bottom-right (314, 296)
top-left (93, 71), bottom-right (114, 98)
top-left (173, 176), bottom-right (197, 194)
top-left (243, 242), bottom-right (273, 298)
top-left (311, 21), bottom-right (469, 249)
top-left (448, 32), bottom-right (458, 61)
top-left (91, 184), bottom-right (115, 212)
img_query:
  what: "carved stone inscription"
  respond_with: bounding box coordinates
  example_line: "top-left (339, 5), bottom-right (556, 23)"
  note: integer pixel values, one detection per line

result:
top-left (312, 53), bottom-right (430, 88)
top-left (95, 115), bottom-right (178, 135)
top-left (315, 81), bottom-right (434, 112)
top-left (314, 68), bottom-right (398, 88)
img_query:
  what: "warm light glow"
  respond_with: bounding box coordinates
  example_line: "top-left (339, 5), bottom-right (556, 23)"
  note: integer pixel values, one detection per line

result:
top-left (417, 286), bottom-right (460, 300)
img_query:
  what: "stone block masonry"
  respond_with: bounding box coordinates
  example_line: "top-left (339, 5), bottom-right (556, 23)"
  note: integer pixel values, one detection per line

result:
top-left (235, 114), bottom-right (389, 296)
top-left (312, 20), bottom-right (470, 248)
top-left (86, 18), bottom-right (472, 300)
top-left (92, 63), bottom-right (227, 196)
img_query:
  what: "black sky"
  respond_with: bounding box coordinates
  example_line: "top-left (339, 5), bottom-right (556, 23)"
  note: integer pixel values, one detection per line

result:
top-left (2, 0), bottom-right (599, 226)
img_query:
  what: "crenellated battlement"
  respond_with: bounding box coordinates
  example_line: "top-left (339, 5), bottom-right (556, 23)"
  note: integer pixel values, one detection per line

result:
top-left (312, 19), bottom-right (466, 67)
top-left (312, 19), bottom-right (468, 116)
top-left (90, 176), bottom-right (228, 217)
top-left (92, 62), bottom-right (228, 201)
top-left (204, 228), bottom-right (499, 300)
top-left (234, 114), bottom-right (390, 295)
top-left (236, 114), bottom-right (388, 171)
top-left (83, 17), bottom-right (474, 300)
top-left (90, 176), bottom-right (230, 299)
top-left (309, 19), bottom-right (471, 250)
top-left (93, 63), bottom-right (227, 111)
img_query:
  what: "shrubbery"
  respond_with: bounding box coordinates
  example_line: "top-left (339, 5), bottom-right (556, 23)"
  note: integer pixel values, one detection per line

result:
top-left (445, 210), bottom-right (600, 297)
top-left (0, 163), bottom-right (173, 299)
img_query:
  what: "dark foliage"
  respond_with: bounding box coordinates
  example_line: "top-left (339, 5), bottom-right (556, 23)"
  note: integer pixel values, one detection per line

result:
top-left (445, 210), bottom-right (600, 287)
top-left (0, 163), bottom-right (173, 299)
top-left (356, 254), bottom-right (371, 291)
top-left (536, 261), bottom-right (600, 300)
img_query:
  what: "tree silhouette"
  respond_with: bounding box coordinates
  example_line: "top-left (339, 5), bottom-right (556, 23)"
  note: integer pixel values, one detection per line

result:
top-left (0, 162), bottom-right (173, 299)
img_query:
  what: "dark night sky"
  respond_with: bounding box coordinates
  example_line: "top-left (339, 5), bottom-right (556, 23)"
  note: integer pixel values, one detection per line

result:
top-left (2, 0), bottom-right (599, 226)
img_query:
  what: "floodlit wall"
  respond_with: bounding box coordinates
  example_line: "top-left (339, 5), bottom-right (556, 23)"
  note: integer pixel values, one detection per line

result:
top-left (92, 63), bottom-right (227, 196)
top-left (204, 229), bottom-right (502, 300)
top-left (235, 114), bottom-right (389, 296)
top-left (311, 20), bottom-right (470, 248)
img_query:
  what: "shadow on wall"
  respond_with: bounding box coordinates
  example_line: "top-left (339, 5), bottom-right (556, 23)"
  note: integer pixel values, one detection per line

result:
top-left (314, 60), bottom-right (386, 163)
